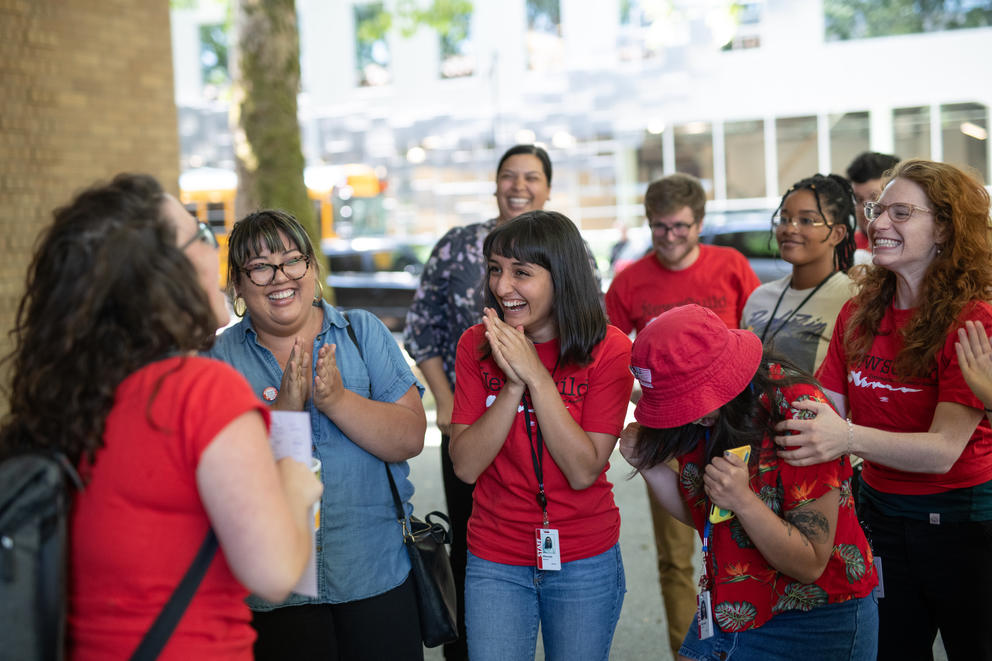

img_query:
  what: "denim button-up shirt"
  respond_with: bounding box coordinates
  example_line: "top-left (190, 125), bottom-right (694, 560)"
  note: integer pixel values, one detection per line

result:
top-left (207, 302), bottom-right (423, 606)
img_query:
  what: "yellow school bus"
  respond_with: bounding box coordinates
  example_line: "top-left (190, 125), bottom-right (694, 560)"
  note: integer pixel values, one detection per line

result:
top-left (179, 164), bottom-right (388, 288)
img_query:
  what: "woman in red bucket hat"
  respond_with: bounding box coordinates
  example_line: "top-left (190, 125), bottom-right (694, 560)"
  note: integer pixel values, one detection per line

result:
top-left (620, 304), bottom-right (877, 660)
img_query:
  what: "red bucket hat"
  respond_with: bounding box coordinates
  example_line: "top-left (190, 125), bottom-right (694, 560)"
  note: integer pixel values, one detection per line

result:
top-left (631, 304), bottom-right (762, 429)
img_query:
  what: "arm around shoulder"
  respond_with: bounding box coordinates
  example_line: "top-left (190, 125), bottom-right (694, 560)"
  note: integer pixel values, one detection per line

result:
top-left (196, 410), bottom-right (321, 603)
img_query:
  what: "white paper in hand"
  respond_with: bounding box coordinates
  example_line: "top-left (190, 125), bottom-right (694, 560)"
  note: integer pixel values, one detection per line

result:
top-left (268, 410), bottom-right (318, 597)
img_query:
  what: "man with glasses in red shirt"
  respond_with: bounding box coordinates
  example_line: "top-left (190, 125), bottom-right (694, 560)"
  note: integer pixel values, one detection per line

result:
top-left (605, 172), bottom-right (759, 659)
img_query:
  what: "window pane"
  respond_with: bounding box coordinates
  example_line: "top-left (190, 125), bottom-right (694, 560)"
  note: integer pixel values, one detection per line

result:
top-left (893, 106), bottom-right (930, 160)
top-left (725, 119), bottom-right (765, 198)
top-left (526, 0), bottom-right (563, 71)
top-left (776, 116), bottom-right (818, 193)
top-left (830, 111), bottom-right (870, 175)
top-left (440, 7), bottom-right (474, 78)
top-left (636, 130), bottom-right (665, 186)
top-left (941, 102), bottom-right (988, 183)
top-left (824, 0), bottom-right (992, 41)
top-left (674, 122), bottom-right (714, 200)
top-left (355, 3), bottom-right (391, 87)
top-left (198, 23), bottom-right (229, 99)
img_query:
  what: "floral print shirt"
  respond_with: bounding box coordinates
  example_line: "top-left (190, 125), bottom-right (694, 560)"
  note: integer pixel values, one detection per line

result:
top-left (403, 219), bottom-right (498, 385)
top-left (677, 372), bottom-right (877, 632)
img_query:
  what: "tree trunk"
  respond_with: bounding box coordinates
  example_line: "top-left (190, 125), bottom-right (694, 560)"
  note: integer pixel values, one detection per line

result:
top-left (230, 0), bottom-right (321, 260)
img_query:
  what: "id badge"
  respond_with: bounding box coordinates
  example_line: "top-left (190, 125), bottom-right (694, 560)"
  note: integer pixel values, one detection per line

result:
top-left (872, 556), bottom-right (884, 599)
top-left (535, 528), bottom-right (561, 571)
top-left (697, 590), bottom-right (715, 640)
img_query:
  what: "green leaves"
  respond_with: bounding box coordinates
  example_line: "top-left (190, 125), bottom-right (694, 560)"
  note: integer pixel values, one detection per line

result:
top-left (773, 582), bottom-right (828, 613)
top-left (836, 544), bottom-right (868, 583)
top-left (715, 600), bottom-right (758, 632)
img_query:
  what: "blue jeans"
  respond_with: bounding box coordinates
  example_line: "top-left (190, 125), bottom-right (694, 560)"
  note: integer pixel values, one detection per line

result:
top-left (465, 543), bottom-right (625, 661)
top-left (679, 594), bottom-right (878, 661)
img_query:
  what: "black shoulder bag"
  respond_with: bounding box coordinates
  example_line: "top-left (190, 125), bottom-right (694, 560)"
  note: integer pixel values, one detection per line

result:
top-left (342, 313), bottom-right (458, 647)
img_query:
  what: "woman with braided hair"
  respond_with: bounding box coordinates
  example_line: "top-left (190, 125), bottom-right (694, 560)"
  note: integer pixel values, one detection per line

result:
top-left (741, 173), bottom-right (858, 373)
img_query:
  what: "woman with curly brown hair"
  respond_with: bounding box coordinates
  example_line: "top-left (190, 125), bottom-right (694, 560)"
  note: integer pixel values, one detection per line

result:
top-left (0, 174), bottom-right (321, 660)
top-left (773, 159), bottom-right (992, 660)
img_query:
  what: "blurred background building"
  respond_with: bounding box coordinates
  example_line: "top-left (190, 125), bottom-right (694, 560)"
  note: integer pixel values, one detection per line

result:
top-left (170, 0), bottom-right (991, 258)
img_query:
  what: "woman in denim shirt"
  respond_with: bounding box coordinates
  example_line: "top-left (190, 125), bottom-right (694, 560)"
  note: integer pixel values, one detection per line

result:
top-left (208, 209), bottom-right (427, 661)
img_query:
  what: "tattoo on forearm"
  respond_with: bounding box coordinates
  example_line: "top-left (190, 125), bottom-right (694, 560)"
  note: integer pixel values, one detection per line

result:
top-left (786, 510), bottom-right (830, 544)
top-left (778, 519), bottom-right (809, 547)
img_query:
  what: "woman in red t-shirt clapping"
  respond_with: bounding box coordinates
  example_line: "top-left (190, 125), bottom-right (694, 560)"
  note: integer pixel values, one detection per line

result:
top-left (450, 210), bottom-right (633, 661)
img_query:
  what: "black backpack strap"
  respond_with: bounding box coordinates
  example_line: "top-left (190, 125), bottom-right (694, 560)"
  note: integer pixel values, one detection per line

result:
top-left (128, 529), bottom-right (218, 661)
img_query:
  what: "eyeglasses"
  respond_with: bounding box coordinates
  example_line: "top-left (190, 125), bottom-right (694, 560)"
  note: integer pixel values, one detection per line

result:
top-left (181, 221), bottom-right (219, 250)
top-left (242, 255), bottom-right (311, 286)
top-left (771, 214), bottom-right (828, 230)
top-left (648, 220), bottom-right (698, 237)
top-left (864, 201), bottom-right (933, 223)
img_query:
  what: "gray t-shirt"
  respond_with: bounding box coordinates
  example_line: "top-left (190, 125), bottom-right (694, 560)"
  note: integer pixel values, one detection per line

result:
top-left (741, 272), bottom-right (855, 373)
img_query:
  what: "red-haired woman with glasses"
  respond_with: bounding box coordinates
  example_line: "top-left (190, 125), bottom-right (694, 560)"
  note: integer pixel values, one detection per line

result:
top-left (773, 159), bottom-right (992, 660)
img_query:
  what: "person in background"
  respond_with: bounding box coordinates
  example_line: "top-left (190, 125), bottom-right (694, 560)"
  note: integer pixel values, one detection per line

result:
top-left (775, 159), bottom-right (992, 660)
top-left (0, 174), bottom-right (321, 660)
top-left (402, 143), bottom-right (553, 661)
top-left (208, 209), bottom-right (427, 661)
top-left (450, 211), bottom-right (633, 661)
top-left (605, 172), bottom-right (760, 658)
top-left (846, 151), bottom-right (899, 260)
top-left (621, 304), bottom-right (877, 660)
top-left (741, 173), bottom-right (858, 373)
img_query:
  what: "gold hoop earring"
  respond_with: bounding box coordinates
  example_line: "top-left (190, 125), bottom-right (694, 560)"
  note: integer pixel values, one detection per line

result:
top-left (233, 295), bottom-right (247, 317)
top-left (314, 279), bottom-right (324, 305)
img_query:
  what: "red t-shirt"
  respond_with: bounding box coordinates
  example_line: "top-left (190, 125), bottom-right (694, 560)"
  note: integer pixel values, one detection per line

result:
top-left (816, 300), bottom-right (992, 495)
top-left (451, 324), bottom-right (634, 565)
top-left (678, 377), bottom-right (877, 632)
top-left (854, 230), bottom-right (870, 251)
top-left (605, 244), bottom-right (760, 333)
top-left (69, 357), bottom-right (270, 661)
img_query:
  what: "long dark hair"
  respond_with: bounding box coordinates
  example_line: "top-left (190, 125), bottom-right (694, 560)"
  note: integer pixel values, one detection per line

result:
top-left (483, 210), bottom-right (605, 366)
top-left (772, 173), bottom-right (857, 272)
top-left (0, 174), bottom-right (217, 464)
top-left (632, 353), bottom-right (819, 469)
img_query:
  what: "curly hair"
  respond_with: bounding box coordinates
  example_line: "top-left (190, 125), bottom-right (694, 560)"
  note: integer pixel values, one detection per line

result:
top-left (772, 173), bottom-right (858, 271)
top-left (483, 210), bottom-right (606, 366)
top-left (0, 174), bottom-right (218, 464)
top-left (844, 159), bottom-right (992, 378)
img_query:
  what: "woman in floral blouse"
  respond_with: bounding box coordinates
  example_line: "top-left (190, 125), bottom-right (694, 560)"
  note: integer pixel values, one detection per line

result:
top-left (620, 304), bottom-right (877, 660)
top-left (402, 144), bottom-right (554, 660)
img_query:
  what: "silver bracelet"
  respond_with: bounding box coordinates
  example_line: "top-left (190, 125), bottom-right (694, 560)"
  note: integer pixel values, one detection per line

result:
top-left (846, 418), bottom-right (854, 456)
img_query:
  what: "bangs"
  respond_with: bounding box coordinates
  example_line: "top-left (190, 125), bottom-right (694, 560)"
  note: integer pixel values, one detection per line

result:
top-left (229, 211), bottom-right (312, 269)
top-left (484, 222), bottom-right (550, 270)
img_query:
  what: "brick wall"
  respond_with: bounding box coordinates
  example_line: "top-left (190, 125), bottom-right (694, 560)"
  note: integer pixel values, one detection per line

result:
top-left (0, 0), bottom-right (179, 405)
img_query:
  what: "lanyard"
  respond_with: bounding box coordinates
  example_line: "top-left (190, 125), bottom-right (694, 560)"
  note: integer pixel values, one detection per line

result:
top-left (760, 271), bottom-right (837, 345)
top-left (700, 429), bottom-right (715, 590)
top-left (522, 399), bottom-right (549, 526)
top-left (521, 358), bottom-right (560, 528)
